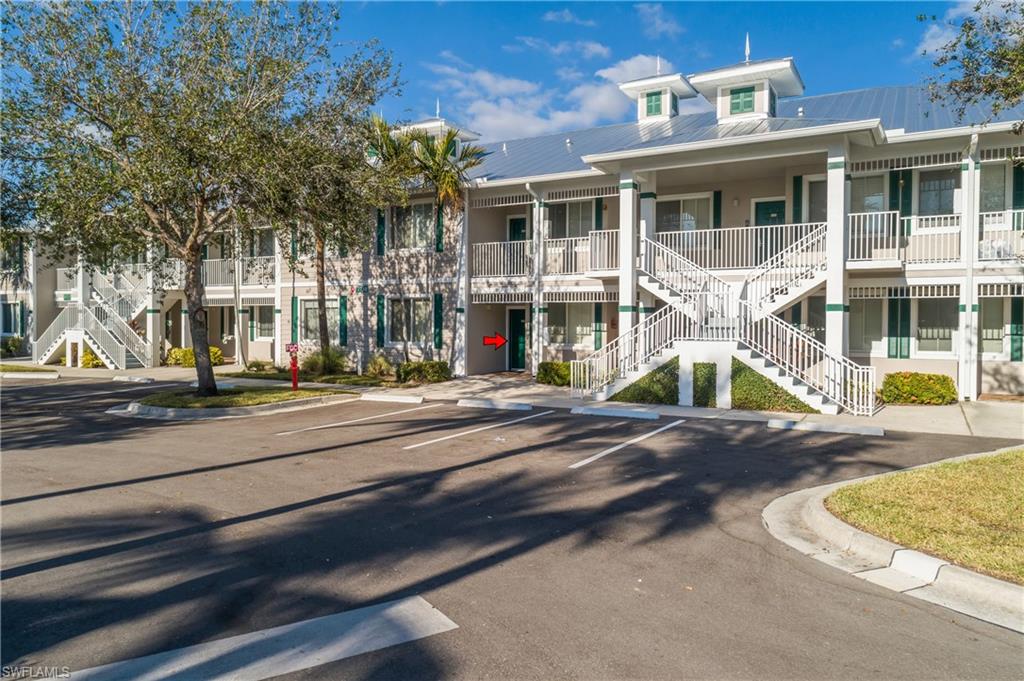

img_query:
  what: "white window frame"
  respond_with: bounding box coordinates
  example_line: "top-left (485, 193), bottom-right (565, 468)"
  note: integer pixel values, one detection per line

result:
top-left (847, 173), bottom-right (888, 215)
top-left (847, 298), bottom-right (885, 357)
top-left (801, 174), bottom-right (828, 223)
top-left (979, 161), bottom-right (1012, 218)
top-left (912, 165), bottom-right (962, 219)
top-left (749, 196), bottom-right (787, 227)
top-left (548, 199), bottom-right (595, 239)
top-left (0, 301), bottom-right (21, 337)
top-left (253, 305), bottom-right (275, 341)
top-left (979, 297), bottom-right (1009, 360)
top-left (655, 192), bottom-right (714, 232)
top-left (386, 296), bottom-right (431, 347)
top-left (298, 298), bottom-right (340, 345)
top-left (544, 301), bottom-right (594, 351)
top-left (389, 200), bottom-right (435, 251)
top-left (911, 297), bottom-right (959, 359)
top-left (506, 213), bottom-right (529, 241)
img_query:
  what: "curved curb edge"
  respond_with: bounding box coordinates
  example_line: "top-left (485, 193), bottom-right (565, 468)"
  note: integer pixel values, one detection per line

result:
top-left (105, 393), bottom-right (359, 420)
top-left (762, 445), bottom-right (1024, 634)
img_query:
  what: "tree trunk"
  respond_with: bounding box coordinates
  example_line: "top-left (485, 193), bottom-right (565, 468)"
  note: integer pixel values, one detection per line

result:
top-left (184, 247), bottom-right (218, 396)
top-left (315, 235), bottom-right (330, 356)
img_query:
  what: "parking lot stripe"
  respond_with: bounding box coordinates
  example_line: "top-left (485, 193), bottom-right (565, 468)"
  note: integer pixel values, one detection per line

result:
top-left (568, 419), bottom-right (686, 469)
top-left (275, 403), bottom-right (443, 435)
top-left (402, 409), bottom-right (556, 450)
top-left (12, 383), bottom-right (182, 405)
top-left (71, 596), bottom-right (458, 681)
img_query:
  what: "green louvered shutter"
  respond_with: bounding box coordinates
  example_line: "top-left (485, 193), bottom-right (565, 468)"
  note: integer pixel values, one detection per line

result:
top-left (433, 294), bottom-right (443, 349)
top-left (435, 203), bottom-right (444, 253)
top-left (1013, 166), bottom-right (1024, 228)
top-left (290, 297), bottom-right (298, 343)
top-left (791, 302), bottom-right (801, 327)
top-left (339, 296), bottom-right (348, 347)
top-left (792, 176), bottom-right (803, 223)
top-left (249, 307), bottom-right (255, 341)
top-left (18, 301), bottom-right (25, 336)
top-left (593, 303), bottom-right (603, 350)
top-left (376, 294), bottom-right (385, 347)
top-left (712, 191), bottom-right (722, 229)
top-left (376, 210), bottom-right (386, 255)
top-left (594, 198), bottom-right (603, 229)
top-left (1011, 297), bottom-right (1023, 361)
top-left (887, 298), bottom-right (910, 359)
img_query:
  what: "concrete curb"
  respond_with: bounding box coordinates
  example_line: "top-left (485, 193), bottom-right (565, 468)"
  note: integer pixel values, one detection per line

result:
top-left (1, 371), bottom-right (60, 381)
top-left (762, 446), bottom-right (1024, 633)
top-left (767, 419), bottom-right (885, 437)
top-left (107, 393), bottom-right (359, 421)
top-left (360, 393), bottom-right (424, 404)
top-left (570, 405), bottom-right (660, 420)
top-left (113, 376), bottom-right (154, 384)
top-left (456, 398), bottom-right (532, 411)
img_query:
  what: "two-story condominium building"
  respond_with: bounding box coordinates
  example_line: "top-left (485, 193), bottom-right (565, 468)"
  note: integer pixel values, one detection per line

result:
top-left (7, 54), bottom-right (1023, 415)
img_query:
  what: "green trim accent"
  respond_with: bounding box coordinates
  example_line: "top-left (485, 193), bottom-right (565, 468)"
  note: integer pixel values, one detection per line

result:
top-left (825, 303), bottom-right (848, 312)
top-left (593, 303), bottom-right (602, 350)
top-left (972, 303), bottom-right (979, 312)
top-left (827, 160), bottom-right (846, 170)
top-left (791, 176), bottom-right (803, 224)
top-left (639, 192), bottom-right (658, 200)
top-left (536, 306), bottom-right (549, 313)
top-left (958, 303), bottom-right (979, 313)
top-left (63, 294), bottom-right (71, 301)
top-left (639, 306), bottom-right (657, 313)
top-left (376, 209), bottom-right (386, 255)
top-left (435, 202), bottom-right (444, 253)
top-left (645, 90), bottom-right (663, 116)
top-left (1011, 297), bottom-right (1023, 361)
top-left (289, 229), bottom-right (297, 259)
top-left (887, 297), bottom-right (910, 359)
top-left (1013, 165), bottom-right (1024, 211)
top-left (712, 190), bottom-right (722, 229)
top-left (376, 294), bottom-right (385, 348)
top-left (594, 197), bottom-right (603, 229)
top-left (791, 302), bottom-right (801, 326)
top-left (274, 308), bottom-right (281, 314)
top-left (535, 200), bottom-right (547, 208)
top-left (182, 308), bottom-right (188, 315)
top-left (960, 162), bottom-right (970, 171)
top-left (729, 86), bottom-right (755, 115)
top-left (618, 305), bottom-right (638, 312)
top-left (433, 293), bottom-right (443, 349)
top-left (18, 301), bottom-right (25, 336)
top-left (959, 304), bottom-right (966, 312)
top-left (889, 169), bottom-right (913, 219)
top-left (249, 306), bottom-right (255, 342)
top-left (456, 307), bottom-right (465, 313)
top-left (290, 296), bottom-right (298, 344)
top-left (146, 308), bottom-right (160, 314)
top-left (619, 181), bottom-right (639, 191)
top-left (339, 296), bottom-right (348, 347)
top-left (237, 308), bottom-right (250, 314)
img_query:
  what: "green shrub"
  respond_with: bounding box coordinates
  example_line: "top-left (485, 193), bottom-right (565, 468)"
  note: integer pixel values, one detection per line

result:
top-left (397, 360), bottom-right (451, 384)
top-left (537, 361), bottom-right (570, 386)
top-left (609, 357), bottom-right (678, 404)
top-left (731, 357), bottom-right (817, 413)
top-left (880, 371), bottom-right (957, 405)
top-left (245, 359), bottom-right (271, 373)
top-left (693, 362), bottom-right (717, 408)
top-left (365, 353), bottom-right (394, 378)
top-left (0, 336), bottom-right (24, 357)
top-left (301, 347), bottom-right (346, 376)
top-left (81, 346), bottom-right (105, 368)
top-left (166, 346), bottom-right (224, 368)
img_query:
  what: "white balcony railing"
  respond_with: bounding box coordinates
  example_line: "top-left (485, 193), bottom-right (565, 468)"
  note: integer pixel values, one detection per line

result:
top-left (202, 259), bottom-right (235, 287)
top-left (847, 211), bottom-right (902, 261)
top-left (588, 230), bottom-right (619, 270)
top-left (240, 256), bottom-right (276, 285)
top-left (848, 211), bottom-right (961, 264)
top-left (472, 241), bottom-right (532, 278)
top-left (544, 237), bottom-right (590, 275)
top-left (656, 223), bottom-right (820, 270)
top-left (902, 215), bottom-right (961, 264)
top-left (978, 210), bottom-right (1024, 261)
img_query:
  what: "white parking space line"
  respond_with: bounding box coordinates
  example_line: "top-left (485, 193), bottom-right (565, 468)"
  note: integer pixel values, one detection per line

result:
top-left (402, 410), bottom-right (556, 450)
top-left (568, 419), bottom-right (686, 469)
top-left (72, 596), bottom-right (458, 681)
top-left (13, 383), bottom-right (182, 405)
top-left (275, 403), bottom-right (443, 436)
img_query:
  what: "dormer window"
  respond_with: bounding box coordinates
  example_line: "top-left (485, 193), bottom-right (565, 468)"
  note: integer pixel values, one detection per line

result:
top-left (729, 86), bottom-right (755, 115)
top-left (645, 91), bottom-right (663, 117)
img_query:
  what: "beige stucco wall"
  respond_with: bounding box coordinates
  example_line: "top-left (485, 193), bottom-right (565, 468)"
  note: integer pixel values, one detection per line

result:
top-left (855, 356), bottom-right (960, 388)
top-left (980, 360), bottom-right (1024, 396)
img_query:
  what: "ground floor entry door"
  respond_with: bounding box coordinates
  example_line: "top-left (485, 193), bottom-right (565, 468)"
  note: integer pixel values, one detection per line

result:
top-left (508, 308), bottom-right (526, 371)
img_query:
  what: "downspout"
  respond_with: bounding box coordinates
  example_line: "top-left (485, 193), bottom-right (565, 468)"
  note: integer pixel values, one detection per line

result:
top-left (525, 183), bottom-right (543, 374)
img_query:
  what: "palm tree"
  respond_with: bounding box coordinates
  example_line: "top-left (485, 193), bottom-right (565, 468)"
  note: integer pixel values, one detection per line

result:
top-left (409, 128), bottom-right (487, 364)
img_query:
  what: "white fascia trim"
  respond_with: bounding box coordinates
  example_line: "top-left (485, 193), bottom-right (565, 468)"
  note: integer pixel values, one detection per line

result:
top-left (885, 120), bottom-right (1020, 143)
top-left (472, 168), bottom-right (606, 189)
top-left (581, 119), bottom-right (885, 164)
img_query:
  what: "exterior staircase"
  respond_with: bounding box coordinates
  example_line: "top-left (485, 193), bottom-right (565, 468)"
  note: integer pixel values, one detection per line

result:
top-left (34, 270), bottom-right (151, 370)
top-left (571, 230), bottom-right (876, 416)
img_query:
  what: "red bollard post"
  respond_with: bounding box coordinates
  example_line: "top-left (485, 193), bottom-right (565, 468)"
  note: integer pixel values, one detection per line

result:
top-left (286, 343), bottom-right (299, 391)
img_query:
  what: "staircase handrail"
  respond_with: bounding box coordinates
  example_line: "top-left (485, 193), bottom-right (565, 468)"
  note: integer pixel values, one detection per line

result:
top-left (80, 304), bottom-right (127, 369)
top-left (89, 298), bottom-right (151, 366)
top-left (93, 271), bottom-right (148, 321)
top-left (744, 223), bottom-right (827, 311)
top-left (33, 305), bottom-right (78, 361)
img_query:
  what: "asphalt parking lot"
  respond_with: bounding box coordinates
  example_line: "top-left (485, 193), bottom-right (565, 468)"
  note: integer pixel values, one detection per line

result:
top-left (2, 377), bottom-right (1022, 680)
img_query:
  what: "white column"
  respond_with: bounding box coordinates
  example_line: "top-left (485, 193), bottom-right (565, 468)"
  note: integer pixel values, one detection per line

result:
top-left (453, 190), bottom-right (470, 376)
top-left (638, 173), bottom-right (658, 318)
top-left (618, 172), bottom-right (639, 334)
top-left (181, 303), bottom-right (192, 348)
top-left (959, 143), bottom-right (979, 400)
top-left (531, 196), bottom-right (547, 374)
top-left (145, 247), bottom-right (161, 366)
top-left (824, 144), bottom-right (848, 357)
top-left (76, 255), bottom-right (89, 309)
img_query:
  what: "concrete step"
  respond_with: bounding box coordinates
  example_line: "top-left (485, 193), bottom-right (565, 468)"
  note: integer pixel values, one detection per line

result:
top-left (733, 347), bottom-right (839, 415)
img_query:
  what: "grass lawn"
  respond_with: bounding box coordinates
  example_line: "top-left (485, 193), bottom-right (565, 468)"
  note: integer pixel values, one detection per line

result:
top-left (221, 370), bottom-right (385, 387)
top-left (0, 363), bottom-right (56, 373)
top-left (826, 449), bottom-right (1024, 584)
top-left (140, 387), bottom-right (351, 409)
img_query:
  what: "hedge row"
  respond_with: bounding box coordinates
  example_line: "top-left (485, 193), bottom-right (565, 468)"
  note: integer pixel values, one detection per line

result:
top-left (730, 357), bottom-right (817, 413)
top-left (397, 360), bottom-right (451, 384)
top-left (537, 361), bottom-right (570, 386)
top-left (880, 371), bottom-right (957, 405)
top-left (609, 357), bottom-right (679, 405)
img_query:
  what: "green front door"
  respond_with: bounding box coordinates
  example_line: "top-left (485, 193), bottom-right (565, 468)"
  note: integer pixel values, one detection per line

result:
top-left (508, 308), bottom-right (526, 371)
top-left (754, 200), bottom-right (786, 263)
top-left (508, 217), bottom-right (527, 241)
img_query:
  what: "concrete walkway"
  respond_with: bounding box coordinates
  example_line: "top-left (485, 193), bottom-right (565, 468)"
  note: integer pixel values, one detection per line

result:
top-left (4, 359), bottom-right (1021, 440)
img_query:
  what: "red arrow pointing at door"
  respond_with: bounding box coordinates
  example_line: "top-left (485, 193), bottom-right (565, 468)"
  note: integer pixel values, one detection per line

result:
top-left (483, 333), bottom-right (507, 350)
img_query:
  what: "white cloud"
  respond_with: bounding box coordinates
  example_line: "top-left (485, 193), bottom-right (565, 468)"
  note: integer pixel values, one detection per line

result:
top-left (505, 36), bottom-right (611, 60)
top-left (425, 63), bottom-right (540, 101)
top-left (441, 53), bottom-right (711, 142)
top-left (542, 8), bottom-right (597, 27)
top-left (556, 66), bottom-right (584, 81)
top-left (916, 23), bottom-right (956, 56)
top-left (912, 0), bottom-right (999, 58)
top-left (890, 37), bottom-right (905, 50)
top-left (634, 3), bottom-right (683, 39)
top-left (438, 50), bottom-right (471, 68)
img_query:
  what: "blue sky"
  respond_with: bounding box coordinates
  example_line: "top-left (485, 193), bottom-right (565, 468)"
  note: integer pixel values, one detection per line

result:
top-left (336, 1), bottom-right (969, 142)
